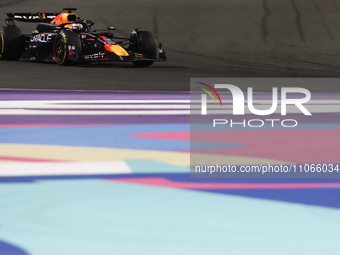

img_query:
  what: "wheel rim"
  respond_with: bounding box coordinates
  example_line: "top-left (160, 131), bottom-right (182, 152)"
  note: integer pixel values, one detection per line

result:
top-left (0, 32), bottom-right (4, 55)
top-left (54, 36), bottom-right (65, 62)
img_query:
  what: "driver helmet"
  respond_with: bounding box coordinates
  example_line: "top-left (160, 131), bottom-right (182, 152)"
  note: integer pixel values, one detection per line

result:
top-left (66, 23), bottom-right (83, 31)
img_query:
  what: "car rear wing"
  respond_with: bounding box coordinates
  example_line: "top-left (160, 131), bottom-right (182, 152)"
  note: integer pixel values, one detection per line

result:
top-left (6, 13), bottom-right (60, 23)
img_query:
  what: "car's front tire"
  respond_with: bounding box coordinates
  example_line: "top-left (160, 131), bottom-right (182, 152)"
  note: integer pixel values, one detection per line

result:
top-left (54, 31), bottom-right (81, 65)
top-left (131, 31), bottom-right (156, 67)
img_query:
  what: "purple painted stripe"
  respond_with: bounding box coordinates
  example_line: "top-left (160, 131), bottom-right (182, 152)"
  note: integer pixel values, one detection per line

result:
top-left (191, 93), bottom-right (340, 100)
top-left (0, 90), bottom-right (190, 100)
top-left (0, 115), bottom-right (190, 124)
top-left (0, 90), bottom-right (339, 125)
top-left (1, 113), bottom-right (339, 125)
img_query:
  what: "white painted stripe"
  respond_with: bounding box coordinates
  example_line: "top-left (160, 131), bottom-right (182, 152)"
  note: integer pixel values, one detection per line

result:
top-left (0, 100), bottom-right (191, 105)
top-left (0, 109), bottom-right (191, 115)
top-left (0, 104), bottom-right (190, 109)
top-left (1, 99), bottom-right (339, 107)
top-left (0, 161), bottom-right (131, 176)
top-left (0, 104), bottom-right (338, 110)
top-left (191, 100), bottom-right (340, 104)
top-left (1, 99), bottom-right (340, 115)
top-left (0, 105), bottom-right (340, 115)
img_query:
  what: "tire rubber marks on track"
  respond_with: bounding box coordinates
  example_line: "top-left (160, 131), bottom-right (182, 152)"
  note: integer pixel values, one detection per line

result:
top-left (261, 0), bottom-right (271, 42)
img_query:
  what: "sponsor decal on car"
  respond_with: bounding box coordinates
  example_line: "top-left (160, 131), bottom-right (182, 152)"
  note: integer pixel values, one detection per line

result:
top-left (14, 15), bottom-right (40, 20)
top-left (134, 53), bottom-right (143, 58)
top-left (84, 52), bottom-right (106, 60)
top-left (102, 38), bottom-right (116, 45)
top-left (30, 33), bottom-right (54, 43)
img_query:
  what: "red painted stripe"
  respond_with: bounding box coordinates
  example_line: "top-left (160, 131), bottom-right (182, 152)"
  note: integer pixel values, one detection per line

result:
top-left (0, 123), bottom-right (123, 128)
top-left (107, 177), bottom-right (340, 190)
top-left (129, 129), bottom-right (340, 164)
top-left (0, 156), bottom-right (70, 163)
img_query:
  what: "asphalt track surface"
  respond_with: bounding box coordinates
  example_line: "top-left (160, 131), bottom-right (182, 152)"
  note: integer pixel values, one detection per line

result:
top-left (1, 0), bottom-right (340, 91)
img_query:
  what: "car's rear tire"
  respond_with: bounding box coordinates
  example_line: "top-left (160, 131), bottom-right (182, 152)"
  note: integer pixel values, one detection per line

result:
top-left (54, 31), bottom-right (81, 65)
top-left (0, 26), bottom-right (25, 61)
top-left (131, 31), bottom-right (156, 67)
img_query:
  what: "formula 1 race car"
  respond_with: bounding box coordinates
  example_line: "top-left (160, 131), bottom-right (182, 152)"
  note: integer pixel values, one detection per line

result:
top-left (0, 8), bottom-right (166, 66)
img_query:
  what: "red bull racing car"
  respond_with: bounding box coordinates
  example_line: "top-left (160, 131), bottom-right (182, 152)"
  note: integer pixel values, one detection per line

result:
top-left (0, 8), bottom-right (166, 66)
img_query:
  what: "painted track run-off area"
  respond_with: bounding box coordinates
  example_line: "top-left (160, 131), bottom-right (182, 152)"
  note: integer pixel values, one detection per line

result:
top-left (0, 90), bottom-right (340, 255)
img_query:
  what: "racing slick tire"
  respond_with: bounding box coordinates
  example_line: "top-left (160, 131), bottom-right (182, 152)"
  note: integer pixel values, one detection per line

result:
top-left (54, 30), bottom-right (82, 65)
top-left (0, 26), bottom-right (25, 61)
top-left (132, 31), bottom-right (156, 67)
